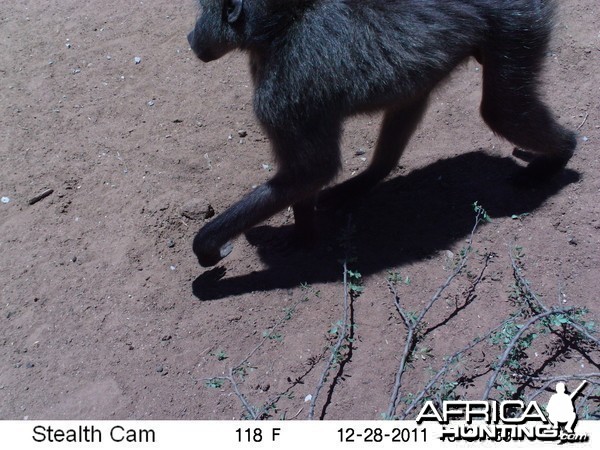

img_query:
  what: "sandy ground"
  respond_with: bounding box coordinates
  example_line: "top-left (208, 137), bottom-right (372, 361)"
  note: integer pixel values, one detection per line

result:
top-left (1, 0), bottom-right (598, 420)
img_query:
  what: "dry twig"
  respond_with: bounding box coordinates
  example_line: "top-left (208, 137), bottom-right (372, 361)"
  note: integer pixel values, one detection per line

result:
top-left (523, 373), bottom-right (600, 403)
top-left (577, 112), bottom-right (589, 130)
top-left (308, 261), bottom-right (352, 419)
top-left (400, 314), bottom-right (518, 419)
top-left (204, 296), bottom-right (307, 419)
top-left (386, 207), bottom-right (486, 418)
top-left (482, 308), bottom-right (575, 400)
top-left (28, 188), bottom-right (54, 205)
top-left (510, 251), bottom-right (600, 347)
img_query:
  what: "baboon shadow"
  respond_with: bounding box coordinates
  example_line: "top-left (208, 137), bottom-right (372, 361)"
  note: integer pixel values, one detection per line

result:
top-left (193, 151), bottom-right (579, 301)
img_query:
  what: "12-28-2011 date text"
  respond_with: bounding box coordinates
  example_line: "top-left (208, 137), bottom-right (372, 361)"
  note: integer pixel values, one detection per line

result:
top-left (338, 427), bottom-right (426, 443)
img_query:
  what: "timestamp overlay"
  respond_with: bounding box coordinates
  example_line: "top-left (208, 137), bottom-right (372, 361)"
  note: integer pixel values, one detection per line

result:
top-left (1, 420), bottom-right (596, 449)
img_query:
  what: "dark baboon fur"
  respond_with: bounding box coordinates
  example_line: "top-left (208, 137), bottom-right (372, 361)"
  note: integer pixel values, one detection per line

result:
top-left (188, 0), bottom-right (576, 267)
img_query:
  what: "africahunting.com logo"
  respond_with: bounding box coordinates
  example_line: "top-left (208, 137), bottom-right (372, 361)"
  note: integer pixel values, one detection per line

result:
top-left (416, 381), bottom-right (590, 443)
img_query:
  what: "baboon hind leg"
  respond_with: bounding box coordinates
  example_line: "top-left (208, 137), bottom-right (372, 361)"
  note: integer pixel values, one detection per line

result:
top-left (194, 124), bottom-right (341, 267)
top-left (292, 195), bottom-right (318, 242)
top-left (480, 45), bottom-right (576, 185)
top-left (318, 97), bottom-right (429, 208)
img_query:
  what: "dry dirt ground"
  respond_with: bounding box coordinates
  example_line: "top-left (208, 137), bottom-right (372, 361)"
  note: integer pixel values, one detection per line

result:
top-left (1, 0), bottom-right (599, 420)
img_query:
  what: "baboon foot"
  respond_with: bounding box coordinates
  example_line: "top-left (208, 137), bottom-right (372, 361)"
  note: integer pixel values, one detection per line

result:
top-left (512, 147), bottom-right (536, 162)
top-left (195, 241), bottom-right (233, 267)
top-left (511, 153), bottom-right (573, 187)
top-left (291, 222), bottom-right (318, 248)
top-left (317, 183), bottom-right (363, 211)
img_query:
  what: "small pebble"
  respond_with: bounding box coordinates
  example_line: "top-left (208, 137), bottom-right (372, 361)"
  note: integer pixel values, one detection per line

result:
top-left (147, 100), bottom-right (155, 106)
top-left (237, 130), bottom-right (247, 138)
top-left (134, 56), bottom-right (142, 64)
top-left (1, 197), bottom-right (10, 203)
top-left (167, 239), bottom-right (175, 248)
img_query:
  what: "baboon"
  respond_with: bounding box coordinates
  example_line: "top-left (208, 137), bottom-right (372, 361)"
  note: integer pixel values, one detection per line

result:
top-left (188, 0), bottom-right (576, 267)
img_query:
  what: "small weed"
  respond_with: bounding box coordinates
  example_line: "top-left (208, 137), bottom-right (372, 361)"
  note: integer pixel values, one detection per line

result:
top-left (388, 271), bottom-right (411, 286)
top-left (263, 329), bottom-right (284, 342)
top-left (328, 320), bottom-right (343, 337)
top-left (514, 246), bottom-right (525, 259)
top-left (347, 269), bottom-right (364, 297)
top-left (205, 378), bottom-right (225, 389)
top-left (473, 201), bottom-right (492, 223)
top-left (495, 373), bottom-right (518, 400)
top-left (301, 282), bottom-right (320, 300)
top-left (232, 363), bottom-right (253, 379)
top-left (413, 345), bottom-right (434, 361)
top-left (211, 350), bottom-right (228, 361)
top-left (578, 388), bottom-right (600, 419)
top-left (283, 307), bottom-right (295, 321)
top-left (203, 292), bottom-right (313, 419)
top-left (490, 322), bottom-right (520, 346)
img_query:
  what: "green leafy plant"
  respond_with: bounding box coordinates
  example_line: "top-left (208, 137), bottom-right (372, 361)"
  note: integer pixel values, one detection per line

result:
top-left (211, 349), bottom-right (228, 361)
top-left (205, 378), bottom-right (225, 389)
top-left (472, 201), bottom-right (492, 223)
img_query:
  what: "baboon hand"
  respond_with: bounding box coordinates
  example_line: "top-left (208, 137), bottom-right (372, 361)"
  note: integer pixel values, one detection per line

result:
top-left (195, 241), bottom-right (234, 267)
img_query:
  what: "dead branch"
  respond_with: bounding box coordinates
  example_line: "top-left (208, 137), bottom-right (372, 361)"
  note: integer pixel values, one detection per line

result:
top-left (204, 295), bottom-right (308, 419)
top-left (308, 261), bottom-right (352, 419)
top-left (510, 251), bottom-right (600, 347)
top-left (400, 314), bottom-right (519, 419)
top-left (482, 308), bottom-right (575, 400)
top-left (28, 188), bottom-right (54, 205)
top-left (386, 207), bottom-right (486, 418)
top-left (524, 373), bottom-right (600, 403)
top-left (228, 367), bottom-right (259, 419)
top-left (577, 112), bottom-right (589, 130)
top-left (386, 244), bottom-right (468, 417)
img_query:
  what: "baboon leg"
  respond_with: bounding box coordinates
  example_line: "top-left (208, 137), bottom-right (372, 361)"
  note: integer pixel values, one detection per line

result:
top-left (318, 97), bottom-right (428, 208)
top-left (292, 195), bottom-right (318, 242)
top-left (193, 126), bottom-right (340, 267)
top-left (194, 176), bottom-right (328, 267)
top-left (480, 46), bottom-right (576, 184)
